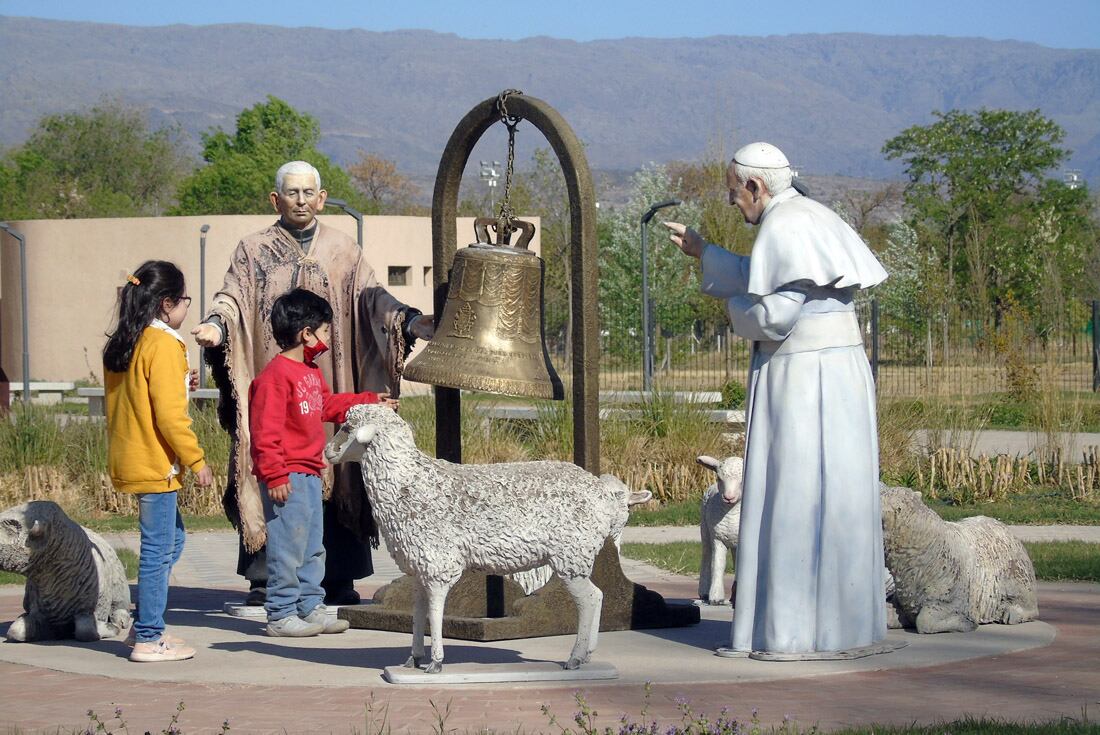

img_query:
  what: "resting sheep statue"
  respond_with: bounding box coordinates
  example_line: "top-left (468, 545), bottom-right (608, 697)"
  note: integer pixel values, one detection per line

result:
top-left (880, 485), bottom-right (1038, 633)
top-left (325, 403), bottom-right (649, 673)
top-left (696, 455), bottom-right (743, 606)
top-left (0, 500), bottom-right (131, 641)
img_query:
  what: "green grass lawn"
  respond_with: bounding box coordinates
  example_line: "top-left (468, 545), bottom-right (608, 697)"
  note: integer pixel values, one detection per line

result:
top-left (630, 495), bottom-right (1100, 527)
top-left (71, 513), bottom-right (234, 533)
top-left (621, 540), bottom-right (1100, 583)
top-left (0, 548), bottom-right (137, 586)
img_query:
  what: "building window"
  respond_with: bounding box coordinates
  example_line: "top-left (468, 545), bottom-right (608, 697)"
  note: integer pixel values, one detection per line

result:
top-left (388, 266), bottom-right (410, 287)
top-left (423, 266), bottom-right (432, 286)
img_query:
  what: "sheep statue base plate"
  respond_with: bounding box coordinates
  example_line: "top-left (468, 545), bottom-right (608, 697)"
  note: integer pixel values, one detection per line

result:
top-left (383, 660), bottom-right (618, 685)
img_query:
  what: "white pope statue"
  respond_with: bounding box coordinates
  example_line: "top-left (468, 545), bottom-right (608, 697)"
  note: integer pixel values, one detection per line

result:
top-left (665, 142), bottom-right (890, 659)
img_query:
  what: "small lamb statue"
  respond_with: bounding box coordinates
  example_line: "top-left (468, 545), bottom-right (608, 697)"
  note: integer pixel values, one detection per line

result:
top-left (0, 500), bottom-right (131, 642)
top-left (696, 455), bottom-right (743, 606)
top-left (880, 485), bottom-right (1038, 633)
top-left (326, 403), bottom-right (650, 673)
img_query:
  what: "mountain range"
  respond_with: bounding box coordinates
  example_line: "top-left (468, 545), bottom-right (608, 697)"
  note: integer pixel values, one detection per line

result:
top-left (1, 16), bottom-right (1098, 184)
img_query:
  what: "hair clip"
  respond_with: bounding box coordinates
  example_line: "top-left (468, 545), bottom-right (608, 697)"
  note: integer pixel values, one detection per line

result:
top-left (126, 274), bottom-right (141, 286)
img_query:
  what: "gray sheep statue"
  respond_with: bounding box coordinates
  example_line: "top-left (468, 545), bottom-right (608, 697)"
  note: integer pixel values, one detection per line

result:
top-left (326, 403), bottom-right (651, 673)
top-left (0, 500), bottom-right (131, 642)
top-left (880, 485), bottom-right (1038, 633)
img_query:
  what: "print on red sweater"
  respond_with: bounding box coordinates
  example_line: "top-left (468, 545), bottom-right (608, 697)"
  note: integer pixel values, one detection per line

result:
top-left (295, 371), bottom-right (323, 416)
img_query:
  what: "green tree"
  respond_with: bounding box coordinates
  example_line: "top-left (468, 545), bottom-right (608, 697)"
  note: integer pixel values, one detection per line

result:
top-left (171, 96), bottom-right (362, 215)
top-left (883, 108), bottom-right (1093, 316)
top-left (0, 100), bottom-right (188, 219)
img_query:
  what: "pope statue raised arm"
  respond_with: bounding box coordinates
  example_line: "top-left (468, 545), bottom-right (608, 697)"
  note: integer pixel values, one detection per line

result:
top-left (665, 142), bottom-right (890, 659)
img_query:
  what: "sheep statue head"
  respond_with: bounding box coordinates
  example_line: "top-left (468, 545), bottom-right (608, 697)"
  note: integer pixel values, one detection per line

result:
top-left (696, 455), bottom-right (743, 505)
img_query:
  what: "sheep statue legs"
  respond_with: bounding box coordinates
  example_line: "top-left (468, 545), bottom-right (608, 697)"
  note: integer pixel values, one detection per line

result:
top-left (404, 575), bottom-right (602, 673)
top-left (326, 404), bottom-right (644, 673)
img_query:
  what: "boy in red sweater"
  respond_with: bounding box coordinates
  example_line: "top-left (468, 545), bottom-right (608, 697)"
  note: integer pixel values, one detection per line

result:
top-left (249, 288), bottom-right (397, 637)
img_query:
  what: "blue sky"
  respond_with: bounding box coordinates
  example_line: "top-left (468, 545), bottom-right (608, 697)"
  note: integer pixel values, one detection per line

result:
top-left (1, 0), bottom-right (1098, 49)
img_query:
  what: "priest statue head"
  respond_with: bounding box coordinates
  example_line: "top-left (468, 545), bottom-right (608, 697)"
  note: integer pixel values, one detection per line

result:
top-left (271, 161), bottom-right (327, 231)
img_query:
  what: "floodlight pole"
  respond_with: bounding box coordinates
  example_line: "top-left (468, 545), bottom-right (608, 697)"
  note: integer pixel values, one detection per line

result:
top-left (326, 198), bottom-right (364, 248)
top-left (639, 199), bottom-right (680, 393)
top-left (0, 223), bottom-right (29, 404)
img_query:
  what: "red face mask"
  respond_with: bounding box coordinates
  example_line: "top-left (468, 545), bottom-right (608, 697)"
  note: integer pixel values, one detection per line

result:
top-left (303, 339), bottom-right (329, 365)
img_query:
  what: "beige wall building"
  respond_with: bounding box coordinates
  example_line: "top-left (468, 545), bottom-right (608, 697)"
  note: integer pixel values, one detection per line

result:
top-left (0, 214), bottom-right (538, 394)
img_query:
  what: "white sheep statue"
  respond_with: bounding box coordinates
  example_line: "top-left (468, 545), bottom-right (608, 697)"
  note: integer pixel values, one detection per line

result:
top-left (880, 485), bottom-right (1038, 633)
top-left (325, 403), bottom-right (650, 673)
top-left (0, 500), bottom-right (131, 642)
top-left (695, 455), bottom-right (742, 606)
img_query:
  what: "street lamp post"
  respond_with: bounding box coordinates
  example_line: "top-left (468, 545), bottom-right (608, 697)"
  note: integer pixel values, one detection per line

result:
top-left (326, 198), bottom-right (364, 248)
top-left (198, 224), bottom-right (210, 389)
top-left (479, 160), bottom-right (501, 209)
top-left (639, 199), bottom-right (681, 393)
top-left (0, 223), bottom-right (29, 404)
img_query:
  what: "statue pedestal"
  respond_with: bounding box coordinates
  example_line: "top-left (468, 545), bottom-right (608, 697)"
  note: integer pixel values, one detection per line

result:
top-left (340, 543), bottom-right (699, 641)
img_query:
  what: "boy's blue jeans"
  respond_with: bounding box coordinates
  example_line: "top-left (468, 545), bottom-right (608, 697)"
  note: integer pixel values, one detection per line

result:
top-left (135, 491), bottom-right (185, 643)
top-left (261, 473), bottom-right (325, 622)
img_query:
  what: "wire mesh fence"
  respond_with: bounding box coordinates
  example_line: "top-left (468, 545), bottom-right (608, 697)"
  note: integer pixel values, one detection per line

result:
top-left (543, 299), bottom-right (1100, 399)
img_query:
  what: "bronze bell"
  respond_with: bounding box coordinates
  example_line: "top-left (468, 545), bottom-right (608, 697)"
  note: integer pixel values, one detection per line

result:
top-left (404, 217), bottom-right (564, 400)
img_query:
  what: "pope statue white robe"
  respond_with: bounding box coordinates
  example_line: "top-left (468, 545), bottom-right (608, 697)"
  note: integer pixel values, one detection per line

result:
top-left (700, 187), bottom-right (889, 654)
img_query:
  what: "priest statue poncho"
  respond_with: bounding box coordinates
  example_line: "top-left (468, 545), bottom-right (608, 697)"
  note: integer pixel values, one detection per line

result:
top-left (665, 142), bottom-right (892, 659)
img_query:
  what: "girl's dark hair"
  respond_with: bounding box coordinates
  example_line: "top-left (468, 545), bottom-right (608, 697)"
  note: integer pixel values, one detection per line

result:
top-left (103, 260), bottom-right (186, 373)
top-left (271, 288), bottom-right (333, 350)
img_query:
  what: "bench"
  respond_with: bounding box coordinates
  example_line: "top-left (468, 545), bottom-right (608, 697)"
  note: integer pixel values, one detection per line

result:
top-left (78, 387), bottom-right (221, 417)
top-left (8, 381), bottom-right (77, 406)
top-left (473, 391), bottom-right (745, 426)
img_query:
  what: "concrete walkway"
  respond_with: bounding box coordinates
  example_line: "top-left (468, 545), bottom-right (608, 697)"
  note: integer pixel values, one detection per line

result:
top-left (0, 527), bottom-right (1097, 733)
top-left (916, 428), bottom-right (1100, 459)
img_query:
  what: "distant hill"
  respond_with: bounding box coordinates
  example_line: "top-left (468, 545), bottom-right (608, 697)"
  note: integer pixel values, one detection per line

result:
top-left (1, 16), bottom-right (1097, 184)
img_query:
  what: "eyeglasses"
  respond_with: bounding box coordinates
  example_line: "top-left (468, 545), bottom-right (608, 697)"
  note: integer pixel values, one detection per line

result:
top-left (177, 296), bottom-right (192, 306)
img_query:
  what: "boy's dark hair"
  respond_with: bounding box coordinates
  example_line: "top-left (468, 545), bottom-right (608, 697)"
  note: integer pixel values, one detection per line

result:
top-left (103, 260), bottom-right (186, 373)
top-left (271, 288), bottom-right (334, 350)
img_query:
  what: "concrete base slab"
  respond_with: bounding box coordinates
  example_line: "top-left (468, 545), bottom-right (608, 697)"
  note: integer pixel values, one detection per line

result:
top-left (383, 660), bottom-right (618, 684)
top-left (0, 590), bottom-right (1058, 689)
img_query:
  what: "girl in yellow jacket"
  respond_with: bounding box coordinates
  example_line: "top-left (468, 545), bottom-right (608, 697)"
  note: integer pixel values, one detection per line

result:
top-left (104, 260), bottom-right (213, 663)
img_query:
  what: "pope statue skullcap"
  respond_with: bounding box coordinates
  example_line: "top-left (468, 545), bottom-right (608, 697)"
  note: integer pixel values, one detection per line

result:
top-left (733, 142), bottom-right (790, 170)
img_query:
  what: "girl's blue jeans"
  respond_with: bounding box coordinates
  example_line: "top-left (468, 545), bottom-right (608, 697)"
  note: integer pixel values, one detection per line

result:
top-left (135, 491), bottom-right (185, 643)
top-left (261, 473), bottom-right (325, 622)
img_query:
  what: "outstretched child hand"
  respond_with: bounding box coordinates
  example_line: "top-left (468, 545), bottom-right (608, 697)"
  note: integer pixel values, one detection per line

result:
top-left (189, 369), bottom-right (199, 392)
top-left (378, 392), bottom-right (400, 412)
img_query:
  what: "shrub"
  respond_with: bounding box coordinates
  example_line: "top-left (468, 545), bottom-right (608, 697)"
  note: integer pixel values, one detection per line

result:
top-left (720, 378), bottom-right (746, 409)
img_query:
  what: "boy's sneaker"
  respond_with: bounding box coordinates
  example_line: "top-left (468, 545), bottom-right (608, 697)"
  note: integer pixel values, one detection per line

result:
top-left (129, 638), bottom-right (195, 663)
top-left (302, 606), bottom-right (350, 634)
top-left (266, 615), bottom-right (324, 637)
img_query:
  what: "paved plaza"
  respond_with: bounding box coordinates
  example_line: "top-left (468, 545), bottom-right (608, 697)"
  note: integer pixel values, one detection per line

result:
top-left (0, 529), bottom-right (1097, 733)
